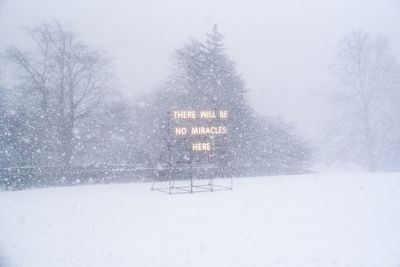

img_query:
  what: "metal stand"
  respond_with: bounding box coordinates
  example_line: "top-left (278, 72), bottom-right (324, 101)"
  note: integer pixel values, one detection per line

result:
top-left (151, 111), bottom-right (233, 194)
top-left (151, 165), bottom-right (233, 194)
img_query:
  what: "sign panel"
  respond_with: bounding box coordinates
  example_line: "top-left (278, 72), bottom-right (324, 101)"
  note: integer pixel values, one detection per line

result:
top-left (169, 110), bottom-right (229, 152)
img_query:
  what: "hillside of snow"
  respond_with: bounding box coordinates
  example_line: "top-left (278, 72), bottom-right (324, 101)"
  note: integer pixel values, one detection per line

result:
top-left (1, 172), bottom-right (400, 267)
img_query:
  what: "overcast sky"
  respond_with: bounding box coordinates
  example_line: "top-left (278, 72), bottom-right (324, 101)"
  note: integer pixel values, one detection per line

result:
top-left (1, 0), bottom-right (399, 140)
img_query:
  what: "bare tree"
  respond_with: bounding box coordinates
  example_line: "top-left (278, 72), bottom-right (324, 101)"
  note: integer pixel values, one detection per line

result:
top-left (327, 31), bottom-right (400, 170)
top-left (5, 20), bottom-right (111, 166)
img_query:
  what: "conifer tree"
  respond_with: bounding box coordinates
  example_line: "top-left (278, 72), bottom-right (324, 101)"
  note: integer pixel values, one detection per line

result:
top-left (141, 25), bottom-right (310, 176)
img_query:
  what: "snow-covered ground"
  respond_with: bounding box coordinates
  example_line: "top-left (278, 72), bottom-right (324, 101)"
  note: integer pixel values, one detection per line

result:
top-left (0, 172), bottom-right (400, 267)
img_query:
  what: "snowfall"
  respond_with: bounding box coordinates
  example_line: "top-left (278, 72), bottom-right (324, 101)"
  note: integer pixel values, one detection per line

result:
top-left (0, 171), bottom-right (400, 267)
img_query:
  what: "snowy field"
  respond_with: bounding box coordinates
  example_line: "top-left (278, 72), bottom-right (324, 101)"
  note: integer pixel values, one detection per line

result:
top-left (1, 172), bottom-right (400, 267)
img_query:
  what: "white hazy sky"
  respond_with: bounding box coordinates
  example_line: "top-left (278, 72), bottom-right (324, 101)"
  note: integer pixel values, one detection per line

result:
top-left (1, 0), bottom-right (399, 140)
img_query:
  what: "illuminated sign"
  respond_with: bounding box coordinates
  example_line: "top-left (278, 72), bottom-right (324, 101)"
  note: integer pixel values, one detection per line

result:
top-left (170, 110), bottom-right (228, 152)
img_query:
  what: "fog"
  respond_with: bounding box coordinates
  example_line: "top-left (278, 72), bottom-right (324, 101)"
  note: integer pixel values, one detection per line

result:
top-left (1, 0), bottom-right (399, 141)
top-left (1, 3), bottom-right (400, 266)
top-left (0, 0), bottom-right (400, 188)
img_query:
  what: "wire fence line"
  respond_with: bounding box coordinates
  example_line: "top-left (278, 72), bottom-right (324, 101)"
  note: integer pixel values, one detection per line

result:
top-left (0, 164), bottom-right (224, 191)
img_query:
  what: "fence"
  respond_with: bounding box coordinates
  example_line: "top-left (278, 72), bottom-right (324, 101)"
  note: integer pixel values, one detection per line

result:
top-left (0, 164), bottom-right (226, 191)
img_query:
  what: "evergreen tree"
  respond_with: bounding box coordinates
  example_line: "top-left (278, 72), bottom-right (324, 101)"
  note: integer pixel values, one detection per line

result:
top-left (140, 26), bottom-right (310, 176)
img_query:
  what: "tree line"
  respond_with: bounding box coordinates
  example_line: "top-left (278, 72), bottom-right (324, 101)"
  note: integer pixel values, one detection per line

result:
top-left (1, 20), bottom-right (397, 189)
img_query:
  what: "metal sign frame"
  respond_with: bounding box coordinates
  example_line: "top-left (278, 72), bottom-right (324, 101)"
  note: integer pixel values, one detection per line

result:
top-left (151, 111), bottom-right (233, 194)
